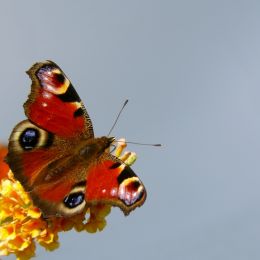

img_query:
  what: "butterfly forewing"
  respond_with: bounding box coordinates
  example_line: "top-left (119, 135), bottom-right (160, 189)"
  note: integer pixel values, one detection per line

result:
top-left (25, 60), bottom-right (94, 139)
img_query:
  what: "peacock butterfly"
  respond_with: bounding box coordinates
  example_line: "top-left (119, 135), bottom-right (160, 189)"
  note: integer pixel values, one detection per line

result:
top-left (5, 60), bottom-right (146, 217)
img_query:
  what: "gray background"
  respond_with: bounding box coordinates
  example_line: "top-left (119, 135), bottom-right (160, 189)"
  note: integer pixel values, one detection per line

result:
top-left (1, 1), bottom-right (260, 259)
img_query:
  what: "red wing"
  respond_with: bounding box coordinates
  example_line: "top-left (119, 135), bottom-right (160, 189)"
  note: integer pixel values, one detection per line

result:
top-left (6, 120), bottom-right (88, 217)
top-left (24, 60), bottom-right (94, 138)
top-left (86, 156), bottom-right (146, 215)
top-left (8, 145), bottom-right (87, 217)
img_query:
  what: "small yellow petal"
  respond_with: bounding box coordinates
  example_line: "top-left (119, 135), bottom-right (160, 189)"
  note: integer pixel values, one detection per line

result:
top-left (0, 247), bottom-right (9, 256)
top-left (8, 235), bottom-right (31, 251)
top-left (85, 218), bottom-right (107, 233)
top-left (0, 225), bottom-right (16, 240)
top-left (85, 221), bottom-right (98, 233)
top-left (27, 208), bottom-right (42, 219)
top-left (122, 152), bottom-right (137, 166)
top-left (114, 138), bottom-right (126, 157)
top-left (16, 242), bottom-right (36, 260)
top-left (40, 240), bottom-right (59, 252)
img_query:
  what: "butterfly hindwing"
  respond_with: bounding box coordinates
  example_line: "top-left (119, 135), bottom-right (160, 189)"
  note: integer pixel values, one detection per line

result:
top-left (86, 155), bottom-right (146, 215)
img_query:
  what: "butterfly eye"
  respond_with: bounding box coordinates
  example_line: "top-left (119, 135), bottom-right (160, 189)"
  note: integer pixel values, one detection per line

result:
top-left (63, 192), bottom-right (85, 209)
top-left (118, 177), bottom-right (145, 206)
top-left (58, 185), bottom-right (86, 215)
top-left (54, 72), bottom-right (65, 84)
top-left (19, 128), bottom-right (39, 150)
top-left (8, 120), bottom-right (53, 154)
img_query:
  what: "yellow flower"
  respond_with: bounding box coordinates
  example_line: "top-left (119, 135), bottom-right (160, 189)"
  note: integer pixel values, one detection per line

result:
top-left (0, 139), bottom-right (137, 259)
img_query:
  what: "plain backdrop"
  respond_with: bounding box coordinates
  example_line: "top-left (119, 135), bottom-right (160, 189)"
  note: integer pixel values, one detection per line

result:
top-left (1, 1), bottom-right (260, 259)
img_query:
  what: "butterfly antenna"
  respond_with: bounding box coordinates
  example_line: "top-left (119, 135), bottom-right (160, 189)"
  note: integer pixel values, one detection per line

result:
top-left (116, 140), bottom-right (162, 147)
top-left (107, 99), bottom-right (129, 136)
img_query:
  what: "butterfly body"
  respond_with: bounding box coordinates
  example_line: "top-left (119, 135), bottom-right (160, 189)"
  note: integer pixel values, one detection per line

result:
top-left (6, 61), bottom-right (146, 217)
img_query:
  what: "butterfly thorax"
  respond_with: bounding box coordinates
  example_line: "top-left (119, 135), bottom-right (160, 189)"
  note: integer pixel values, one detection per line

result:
top-left (78, 136), bottom-right (115, 161)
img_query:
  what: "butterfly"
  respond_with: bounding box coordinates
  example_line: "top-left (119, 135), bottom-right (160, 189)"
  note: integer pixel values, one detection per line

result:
top-left (5, 60), bottom-right (146, 217)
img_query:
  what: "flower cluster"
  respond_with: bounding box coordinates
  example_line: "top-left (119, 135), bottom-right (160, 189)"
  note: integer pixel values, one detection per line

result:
top-left (0, 139), bottom-right (136, 259)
